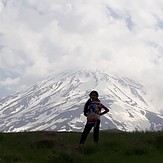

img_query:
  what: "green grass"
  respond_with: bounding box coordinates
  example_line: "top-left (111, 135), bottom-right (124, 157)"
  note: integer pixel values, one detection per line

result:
top-left (0, 130), bottom-right (163, 163)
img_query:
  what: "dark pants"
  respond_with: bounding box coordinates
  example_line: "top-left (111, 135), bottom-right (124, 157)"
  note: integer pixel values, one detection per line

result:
top-left (80, 120), bottom-right (100, 144)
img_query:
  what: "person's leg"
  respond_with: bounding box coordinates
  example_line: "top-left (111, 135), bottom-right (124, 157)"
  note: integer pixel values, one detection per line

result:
top-left (93, 120), bottom-right (100, 143)
top-left (80, 122), bottom-right (94, 144)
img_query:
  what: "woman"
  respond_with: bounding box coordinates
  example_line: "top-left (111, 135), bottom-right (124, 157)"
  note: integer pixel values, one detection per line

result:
top-left (80, 90), bottom-right (109, 144)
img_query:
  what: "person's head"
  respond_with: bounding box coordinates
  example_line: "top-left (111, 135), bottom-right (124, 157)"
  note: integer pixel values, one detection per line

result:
top-left (89, 90), bottom-right (99, 101)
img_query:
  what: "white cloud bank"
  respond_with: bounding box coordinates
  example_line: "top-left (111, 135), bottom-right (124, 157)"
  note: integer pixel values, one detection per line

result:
top-left (0, 0), bottom-right (163, 111)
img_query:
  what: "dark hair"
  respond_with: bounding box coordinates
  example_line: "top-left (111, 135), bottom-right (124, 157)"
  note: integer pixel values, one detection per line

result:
top-left (89, 90), bottom-right (99, 97)
top-left (83, 91), bottom-right (100, 116)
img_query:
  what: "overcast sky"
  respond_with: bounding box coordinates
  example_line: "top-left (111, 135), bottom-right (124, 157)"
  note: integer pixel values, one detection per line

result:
top-left (0, 0), bottom-right (163, 112)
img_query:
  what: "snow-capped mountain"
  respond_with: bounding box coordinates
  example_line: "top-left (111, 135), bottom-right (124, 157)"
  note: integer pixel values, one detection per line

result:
top-left (0, 70), bottom-right (163, 132)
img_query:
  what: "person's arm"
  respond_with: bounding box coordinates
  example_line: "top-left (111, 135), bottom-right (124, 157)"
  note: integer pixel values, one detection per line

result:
top-left (99, 104), bottom-right (109, 116)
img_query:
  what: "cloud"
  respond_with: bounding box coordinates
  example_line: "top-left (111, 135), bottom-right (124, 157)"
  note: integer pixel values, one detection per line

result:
top-left (0, 0), bottom-right (163, 111)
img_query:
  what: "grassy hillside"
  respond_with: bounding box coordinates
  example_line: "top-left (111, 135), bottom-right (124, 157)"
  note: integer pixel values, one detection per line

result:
top-left (0, 130), bottom-right (163, 163)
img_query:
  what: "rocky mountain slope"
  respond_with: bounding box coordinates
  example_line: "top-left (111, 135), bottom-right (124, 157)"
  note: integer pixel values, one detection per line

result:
top-left (0, 70), bottom-right (163, 132)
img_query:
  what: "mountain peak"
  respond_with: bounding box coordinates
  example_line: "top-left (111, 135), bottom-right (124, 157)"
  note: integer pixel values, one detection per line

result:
top-left (0, 70), bottom-right (162, 132)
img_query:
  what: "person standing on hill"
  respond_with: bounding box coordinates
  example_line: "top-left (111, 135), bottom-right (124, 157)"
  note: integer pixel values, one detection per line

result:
top-left (80, 90), bottom-right (109, 144)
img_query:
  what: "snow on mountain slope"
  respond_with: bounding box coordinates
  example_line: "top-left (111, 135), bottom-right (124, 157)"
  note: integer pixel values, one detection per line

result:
top-left (0, 70), bottom-right (163, 132)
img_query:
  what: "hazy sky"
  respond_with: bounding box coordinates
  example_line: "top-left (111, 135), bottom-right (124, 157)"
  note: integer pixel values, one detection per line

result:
top-left (0, 0), bottom-right (163, 111)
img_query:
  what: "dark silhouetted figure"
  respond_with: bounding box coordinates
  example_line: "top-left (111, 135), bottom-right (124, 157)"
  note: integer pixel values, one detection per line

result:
top-left (80, 90), bottom-right (109, 144)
